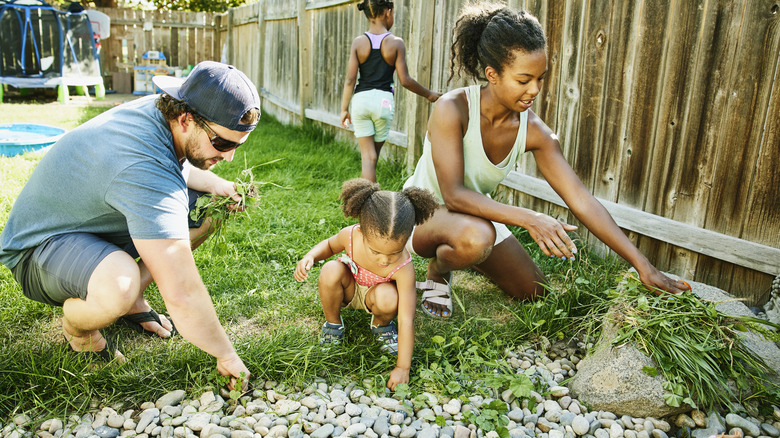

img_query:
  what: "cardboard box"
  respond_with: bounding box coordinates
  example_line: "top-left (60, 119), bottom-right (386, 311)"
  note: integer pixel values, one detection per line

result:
top-left (112, 71), bottom-right (132, 94)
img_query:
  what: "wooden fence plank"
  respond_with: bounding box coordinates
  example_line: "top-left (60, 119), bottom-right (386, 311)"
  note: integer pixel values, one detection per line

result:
top-left (297, 0), bottom-right (312, 121)
top-left (501, 172), bottom-right (780, 276)
top-left (402, 0), bottom-right (436, 168)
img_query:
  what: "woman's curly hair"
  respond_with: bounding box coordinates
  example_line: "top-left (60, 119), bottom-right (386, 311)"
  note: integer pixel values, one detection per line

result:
top-left (340, 178), bottom-right (438, 241)
top-left (449, 1), bottom-right (546, 84)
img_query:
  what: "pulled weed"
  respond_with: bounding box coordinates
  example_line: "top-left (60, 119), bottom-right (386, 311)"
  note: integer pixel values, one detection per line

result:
top-left (606, 274), bottom-right (780, 411)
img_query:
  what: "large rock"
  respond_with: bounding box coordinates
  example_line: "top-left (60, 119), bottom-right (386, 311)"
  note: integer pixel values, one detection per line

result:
top-left (690, 276), bottom-right (780, 378)
top-left (569, 307), bottom-right (689, 418)
top-left (570, 273), bottom-right (780, 417)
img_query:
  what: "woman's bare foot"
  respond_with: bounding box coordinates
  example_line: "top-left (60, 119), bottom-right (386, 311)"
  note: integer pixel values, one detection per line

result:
top-left (419, 261), bottom-right (453, 317)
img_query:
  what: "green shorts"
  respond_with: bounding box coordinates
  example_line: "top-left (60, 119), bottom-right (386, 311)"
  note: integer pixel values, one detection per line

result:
top-left (351, 89), bottom-right (394, 142)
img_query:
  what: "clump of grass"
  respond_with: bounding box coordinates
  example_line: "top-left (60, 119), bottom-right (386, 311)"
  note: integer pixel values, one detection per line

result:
top-left (190, 162), bottom-right (283, 254)
top-left (606, 274), bottom-right (780, 411)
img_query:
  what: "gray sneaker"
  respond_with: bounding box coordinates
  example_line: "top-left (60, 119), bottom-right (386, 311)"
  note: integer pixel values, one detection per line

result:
top-left (320, 316), bottom-right (345, 347)
top-left (370, 321), bottom-right (398, 355)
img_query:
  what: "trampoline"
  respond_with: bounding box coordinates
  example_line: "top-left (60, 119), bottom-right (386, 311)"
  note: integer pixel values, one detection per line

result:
top-left (0, 123), bottom-right (65, 156)
top-left (0, 0), bottom-right (104, 103)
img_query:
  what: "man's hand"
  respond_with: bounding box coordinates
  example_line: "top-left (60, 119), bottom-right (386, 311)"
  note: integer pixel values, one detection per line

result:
top-left (217, 354), bottom-right (251, 391)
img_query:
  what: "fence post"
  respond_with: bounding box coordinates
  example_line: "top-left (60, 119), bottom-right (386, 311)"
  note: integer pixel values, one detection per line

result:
top-left (256, 0), bottom-right (266, 98)
top-left (226, 8), bottom-right (234, 64)
top-left (297, 0), bottom-right (312, 122)
top-left (402, 1), bottom-right (436, 172)
top-left (213, 13), bottom-right (222, 63)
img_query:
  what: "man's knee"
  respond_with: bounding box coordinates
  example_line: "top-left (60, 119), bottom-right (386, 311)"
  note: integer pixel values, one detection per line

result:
top-left (88, 251), bottom-right (142, 310)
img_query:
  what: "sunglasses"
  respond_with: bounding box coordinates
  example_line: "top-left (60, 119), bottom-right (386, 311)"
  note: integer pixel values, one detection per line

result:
top-left (191, 114), bottom-right (243, 152)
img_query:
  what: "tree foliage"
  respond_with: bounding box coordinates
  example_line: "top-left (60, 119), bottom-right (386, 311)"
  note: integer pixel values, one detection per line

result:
top-left (151, 0), bottom-right (251, 12)
top-left (49, 0), bottom-right (250, 12)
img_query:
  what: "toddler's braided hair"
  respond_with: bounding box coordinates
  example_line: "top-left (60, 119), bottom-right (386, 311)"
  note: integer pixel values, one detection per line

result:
top-left (357, 0), bottom-right (394, 19)
top-left (340, 178), bottom-right (438, 241)
top-left (449, 1), bottom-right (546, 84)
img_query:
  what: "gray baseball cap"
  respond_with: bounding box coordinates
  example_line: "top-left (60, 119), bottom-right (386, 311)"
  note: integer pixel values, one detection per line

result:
top-left (153, 61), bottom-right (261, 132)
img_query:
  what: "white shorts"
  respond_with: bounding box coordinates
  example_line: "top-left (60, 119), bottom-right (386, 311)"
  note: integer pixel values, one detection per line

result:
top-left (406, 221), bottom-right (512, 256)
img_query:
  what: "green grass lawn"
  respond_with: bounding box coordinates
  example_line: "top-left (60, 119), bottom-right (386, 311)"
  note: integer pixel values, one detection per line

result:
top-left (4, 102), bottom-right (773, 420)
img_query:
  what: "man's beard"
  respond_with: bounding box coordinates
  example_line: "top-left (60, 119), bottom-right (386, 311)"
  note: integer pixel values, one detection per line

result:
top-left (184, 135), bottom-right (220, 170)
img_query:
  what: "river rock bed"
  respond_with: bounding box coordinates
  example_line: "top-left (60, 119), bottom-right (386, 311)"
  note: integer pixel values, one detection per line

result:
top-left (2, 342), bottom-right (779, 438)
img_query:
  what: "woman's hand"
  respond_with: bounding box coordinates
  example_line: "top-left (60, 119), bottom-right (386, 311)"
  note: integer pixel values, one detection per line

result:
top-left (294, 255), bottom-right (315, 282)
top-left (637, 266), bottom-right (692, 295)
top-left (526, 212), bottom-right (579, 259)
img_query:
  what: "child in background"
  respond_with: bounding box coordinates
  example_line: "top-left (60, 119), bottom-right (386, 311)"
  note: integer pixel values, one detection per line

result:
top-left (340, 0), bottom-right (442, 183)
top-left (294, 178), bottom-right (438, 390)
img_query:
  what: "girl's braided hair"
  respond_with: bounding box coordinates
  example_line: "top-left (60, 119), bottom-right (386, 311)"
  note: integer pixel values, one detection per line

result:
top-left (357, 0), bottom-right (394, 19)
top-left (340, 178), bottom-right (438, 241)
top-left (448, 1), bottom-right (546, 84)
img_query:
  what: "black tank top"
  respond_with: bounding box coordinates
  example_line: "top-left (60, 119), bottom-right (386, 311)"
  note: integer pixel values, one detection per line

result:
top-left (354, 33), bottom-right (395, 94)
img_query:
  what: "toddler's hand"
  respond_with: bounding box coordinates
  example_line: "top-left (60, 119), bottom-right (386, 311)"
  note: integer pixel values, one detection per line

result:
top-left (428, 91), bottom-right (442, 102)
top-left (387, 367), bottom-right (409, 391)
top-left (294, 256), bottom-right (314, 282)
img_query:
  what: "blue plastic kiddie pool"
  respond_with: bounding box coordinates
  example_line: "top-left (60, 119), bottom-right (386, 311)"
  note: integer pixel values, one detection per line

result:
top-left (0, 123), bottom-right (66, 157)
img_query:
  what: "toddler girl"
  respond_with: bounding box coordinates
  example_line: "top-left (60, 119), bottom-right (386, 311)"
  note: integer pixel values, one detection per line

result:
top-left (340, 0), bottom-right (442, 183)
top-left (295, 178), bottom-right (437, 389)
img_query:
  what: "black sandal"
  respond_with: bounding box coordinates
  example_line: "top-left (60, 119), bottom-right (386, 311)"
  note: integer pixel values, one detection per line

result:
top-left (118, 309), bottom-right (177, 337)
top-left (64, 332), bottom-right (117, 362)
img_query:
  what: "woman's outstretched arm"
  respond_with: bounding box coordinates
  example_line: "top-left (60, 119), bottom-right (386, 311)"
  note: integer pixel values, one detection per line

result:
top-left (526, 111), bottom-right (689, 294)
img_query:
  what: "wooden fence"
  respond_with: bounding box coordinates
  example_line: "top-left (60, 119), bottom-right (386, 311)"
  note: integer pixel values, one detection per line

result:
top-left (95, 0), bottom-right (779, 305)
top-left (95, 8), bottom-right (218, 74)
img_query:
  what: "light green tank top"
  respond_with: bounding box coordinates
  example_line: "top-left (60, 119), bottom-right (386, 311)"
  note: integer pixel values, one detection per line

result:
top-left (404, 84), bottom-right (528, 202)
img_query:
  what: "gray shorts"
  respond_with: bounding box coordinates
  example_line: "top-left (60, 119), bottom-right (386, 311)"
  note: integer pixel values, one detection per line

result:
top-left (11, 189), bottom-right (206, 307)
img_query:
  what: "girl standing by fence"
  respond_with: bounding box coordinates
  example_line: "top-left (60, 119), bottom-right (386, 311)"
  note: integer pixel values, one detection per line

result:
top-left (340, 0), bottom-right (441, 183)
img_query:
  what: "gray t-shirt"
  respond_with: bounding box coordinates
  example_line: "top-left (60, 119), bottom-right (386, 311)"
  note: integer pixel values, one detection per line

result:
top-left (0, 95), bottom-right (190, 269)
